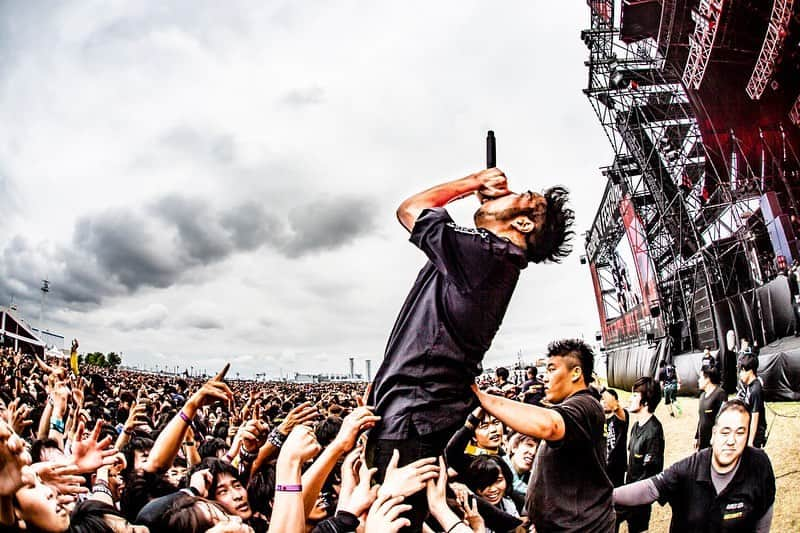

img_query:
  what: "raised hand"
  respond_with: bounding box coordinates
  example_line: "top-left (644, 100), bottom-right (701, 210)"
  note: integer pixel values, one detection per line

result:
top-left (276, 402), bottom-right (318, 436)
top-left (337, 447), bottom-right (378, 518)
top-left (186, 373), bottom-right (235, 411)
top-left (378, 450), bottom-right (440, 499)
top-left (475, 167), bottom-right (511, 200)
top-left (280, 425), bottom-right (321, 464)
top-left (239, 419), bottom-right (268, 454)
top-left (32, 462), bottom-right (88, 499)
top-left (333, 406), bottom-right (380, 452)
top-left (365, 494), bottom-right (411, 532)
top-left (123, 403), bottom-right (150, 434)
top-left (6, 399), bottom-right (33, 437)
top-left (70, 420), bottom-right (117, 473)
top-left (189, 468), bottom-right (212, 498)
top-left (0, 419), bottom-right (32, 495)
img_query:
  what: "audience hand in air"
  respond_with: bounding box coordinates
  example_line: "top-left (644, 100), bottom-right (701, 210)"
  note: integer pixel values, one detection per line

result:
top-left (378, 450), bottom-right (440, 499)
top-left (365, 494), bottom-right (411, 533)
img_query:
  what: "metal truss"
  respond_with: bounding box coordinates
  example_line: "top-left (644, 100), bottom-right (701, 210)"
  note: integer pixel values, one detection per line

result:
top-left (745, 0), bottom-right (795, 100)
top-left (683, 0), bottom-right (726, 90)
top-left (790, 93), bottom-right (800, 127)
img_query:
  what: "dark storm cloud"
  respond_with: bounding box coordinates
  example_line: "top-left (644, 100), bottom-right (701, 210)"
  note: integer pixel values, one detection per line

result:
top-left (284, 196), bottom-right (378, 257)
top-left (0, 193), bottom-right (378, 310)
top-left (182, 315), bottom-right (224, 330)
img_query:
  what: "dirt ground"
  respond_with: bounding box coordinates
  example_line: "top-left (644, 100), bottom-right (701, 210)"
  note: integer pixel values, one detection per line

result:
top-left (609, 391), bottom-right (800, 532)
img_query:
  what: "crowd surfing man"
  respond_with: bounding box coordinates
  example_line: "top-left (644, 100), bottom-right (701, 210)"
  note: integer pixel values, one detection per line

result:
top-left (472, 339), bottom-right (615, 532)
top-left (366, 167), bottom-right (574, 529)
top-left (613, 399), bottom-right (776, 532)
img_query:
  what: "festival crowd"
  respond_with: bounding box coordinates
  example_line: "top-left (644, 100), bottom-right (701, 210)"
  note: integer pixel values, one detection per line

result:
top-left (0, 340), bottom-right (776, 533)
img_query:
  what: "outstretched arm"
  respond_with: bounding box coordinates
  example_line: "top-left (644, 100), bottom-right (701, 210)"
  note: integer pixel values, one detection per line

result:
top-left (396, 168), bottom-right (510, 231)
top-left (471, 385), bottom-right (565, 441)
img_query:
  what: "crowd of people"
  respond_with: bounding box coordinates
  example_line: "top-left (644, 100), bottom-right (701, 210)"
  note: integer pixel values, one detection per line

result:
top-left (0, 340), bottom-right (779, 533)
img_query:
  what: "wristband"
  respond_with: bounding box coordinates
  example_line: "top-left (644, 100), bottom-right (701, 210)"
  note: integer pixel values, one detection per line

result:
top-left (50, 417), bottom-right (65, 434)
top-left (178, 411), bottom-right (193, 427)
top-left (275, 484), bottom-right (302, 492)
top-left (92, 484), bottom-right (113, 497)
top-left (446, 521), bottom-right (465, 533)
top-left (239, 447), bottom-right (257, 462)
top-left (267, 428), bottom-right (287, 448)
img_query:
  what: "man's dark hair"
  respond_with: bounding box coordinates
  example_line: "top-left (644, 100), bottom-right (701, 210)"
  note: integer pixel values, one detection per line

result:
top-left (198, 437), bottom-right (229, 459)
top-left (739, 353), bottom-right (759, 374)
top-left (632, 376), bottom-right (661, 413)
top-left (120, 471), bottom-right (176, 522)
top-left (526, 366), bottom-right (537, 378)
top-left (702, 366), bottom-right (721, 385)
top-left (495, 367), bottom-right (509, 380)
top-left (715, 398), bottom-right (751, 425)
top-left (526, 186), bottom-right (574, 264)
top-left (121, 436), bottom-right (154, 476)
top-left (248, 464), bottom-right (276, 517)
top-left (315, 415), bottom-right (343, 447)
top-left (69, 500), bottom-right (124, 533)
top-left (201, 458), bottom-right (245, 498)
top-left (30, 438), bottom-right (62, 463)
top-left (604, 388), bottom-right (619, 400)
top-left (546, 339), bottom-right (594, 385)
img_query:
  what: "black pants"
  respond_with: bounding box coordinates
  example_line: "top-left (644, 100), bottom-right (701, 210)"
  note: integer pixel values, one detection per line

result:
top-left (615, 504), bottom-right (651, 533)
top-left (366, 425), bottom-right (457, 533)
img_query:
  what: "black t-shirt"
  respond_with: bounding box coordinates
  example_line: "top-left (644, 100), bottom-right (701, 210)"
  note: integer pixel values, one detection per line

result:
top-left (696, 386), bottom-right (727, 449)
top-left (652, 447), bottom-right (775, 532)
top-left (526, 389), bottom-right (614, 532)
top-left (604, 409), bottom-right (629, 487)
top-left (738, 379), bottom-right (767, 447)
top-left (627, 415), bottom-right (664, 483)
top-left (521, 377), bottom-right (545, 406)
top-left (658, 365), bottom-right (677, 384)
top-left (368, 208), bottom-right (527, 439)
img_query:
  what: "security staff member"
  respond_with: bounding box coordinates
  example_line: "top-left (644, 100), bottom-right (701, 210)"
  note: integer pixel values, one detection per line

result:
top-left (695, 366), bottom-right (726, 450)
top-left (613, 399), bottom-right (775, 532)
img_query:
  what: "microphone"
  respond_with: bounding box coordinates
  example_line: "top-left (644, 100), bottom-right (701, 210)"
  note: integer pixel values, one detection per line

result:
top-left (486, 130), bottom-right (496, 168)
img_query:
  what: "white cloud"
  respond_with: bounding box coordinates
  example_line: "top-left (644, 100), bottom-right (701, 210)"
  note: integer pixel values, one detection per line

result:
top-left (0, 1), bottom-right (610, 376)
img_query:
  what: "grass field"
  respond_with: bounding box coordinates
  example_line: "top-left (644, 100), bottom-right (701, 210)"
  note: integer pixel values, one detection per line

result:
top-left (609, 390), bottom-right (800, 532)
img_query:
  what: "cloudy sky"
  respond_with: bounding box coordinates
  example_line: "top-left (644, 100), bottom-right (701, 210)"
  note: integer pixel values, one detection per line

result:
top-left (0, 1), bottom-right (611, 378)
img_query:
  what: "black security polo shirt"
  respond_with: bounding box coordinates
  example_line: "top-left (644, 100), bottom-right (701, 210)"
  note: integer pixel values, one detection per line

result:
top-left (605, 409), bottom-right (629, 487)
top-left (696, 386), bottom-right (727, 449)
top-left (652, 447), bottom-right (775, 532)
top-left (739, 379), bottom-right (767, 447)
top-left (627, 416), bottom-right (664, 483)
top-left (368, 208), bottom-right (527, 439)
top-left (526, 389), bottom-right (615, 532)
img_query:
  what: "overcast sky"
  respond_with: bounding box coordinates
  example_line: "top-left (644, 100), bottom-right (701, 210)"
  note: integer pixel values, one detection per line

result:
top-left (0, 1), bottom-right (611, 378)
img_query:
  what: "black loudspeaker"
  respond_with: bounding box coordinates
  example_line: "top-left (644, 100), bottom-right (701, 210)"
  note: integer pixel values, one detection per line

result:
top-left (596, 332), bottom-right (603, 341)
top-left (620, 0), bottom-right (663, 44)
top-left (649, 304), bottom-right (661, 317)
top-left (646, 332), bottom-right (655, 343)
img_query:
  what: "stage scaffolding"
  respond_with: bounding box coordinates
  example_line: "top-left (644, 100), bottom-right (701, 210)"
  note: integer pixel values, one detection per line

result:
top-left (581, 0), bottom-right (800, 356)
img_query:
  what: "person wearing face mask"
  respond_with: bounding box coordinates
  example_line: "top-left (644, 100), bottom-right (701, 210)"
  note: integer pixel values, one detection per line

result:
top-left (613, 400), bottom-right (775, 532)
top-left (600, 388), bottom-right (629, 488)
top-left (616, 377), bottom-right (664, 533)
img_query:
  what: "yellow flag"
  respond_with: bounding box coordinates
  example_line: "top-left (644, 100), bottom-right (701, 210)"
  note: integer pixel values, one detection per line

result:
top-left (70, 339), bottom-right (80, 376)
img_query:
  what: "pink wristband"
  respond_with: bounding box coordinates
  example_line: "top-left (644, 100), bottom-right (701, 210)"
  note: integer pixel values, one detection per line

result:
top-left (275, 484), bottom-right (302, 492)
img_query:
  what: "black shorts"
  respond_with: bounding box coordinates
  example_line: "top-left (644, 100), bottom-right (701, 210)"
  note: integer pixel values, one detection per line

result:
top-left (663, 382), bottom-right (677, 404)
